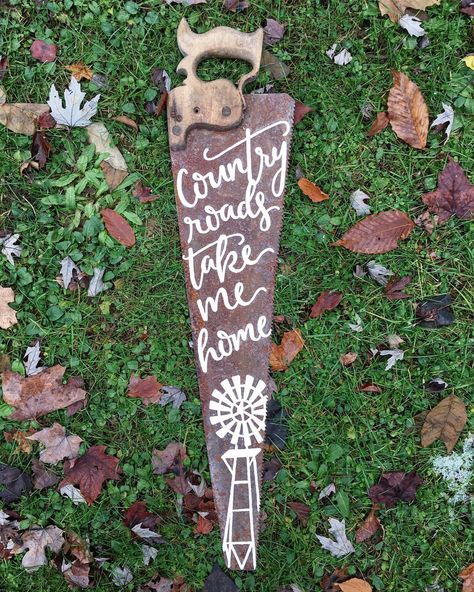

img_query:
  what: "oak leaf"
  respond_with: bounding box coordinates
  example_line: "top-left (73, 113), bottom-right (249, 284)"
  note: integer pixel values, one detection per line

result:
top-left (379, 0), bottom-right (440, 22)
top-left (2, 365), bottom-right (86, 420)
top-left (13, 525), bottom-right (64, 571)
top-left (388, 71), bottom-right (428, 149)
top-left (355, 507), bottom-right (381, 542)
top-left (270, 329), bottom-right (304, 371)
top-left (127, 375), bottom-right (164, 406)
top-left (27, 422), bottom-right (82, 464)
top-left (368, 471), bottom-right (422, 508)
top-left (60, 445), bottom-right (121, 505)
top-left (0, 286), bottom-right (17, 329)
top-left (422, 158), bottom-right (474, 223)
top-left (310, 290), bottom-right (343, 318)
top-left (421, 394), bottom-right (467, 453)
top-left (367, 112), bottom-right (389, 137)
top-left (0, 103), bottom-right (50, 135)
top-left (333, 210), bottom-right (414, 254)
top-left (298, 178), bottom-right (329, 202)
top-left (65, 63), bottom-right (93, 81)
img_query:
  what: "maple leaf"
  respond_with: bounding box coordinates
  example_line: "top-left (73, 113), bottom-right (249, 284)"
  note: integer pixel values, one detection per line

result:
top-left (203, 564), bottom-right (238, 592)
top-left (60, 445), bottom-right (121, 505)
top-left (316, 518), bottom-right (354, 558)
top-left (298, 178), bottom-right (329, 202)
top-left (0, 464), bottom-right (32, 503)
top-left (288, 501), bottom-right (310, 527)
top-left (379, 348), bottom-right (404, 370)
top-left (431, 103), bottom-right (454, 143)
top-left (368, 471), bottom-right (423, 508)
top-left (366, 261), bottom-right (393, 286)
top-left (384, 275), bottom-right (412, 301)
top-left (0, 286), bottom-right (17, 329)
top-left (422, 158), bottom-right (474, 223)
top-left (0, 234), bottom-right (22, 265)
top-left (309, 290), bottom-right (343, 318)
top-left (2, 365), bottom-right (87, 420)
top-left (350, 190), bottom-right (371, 216)
top-left (270, 329), bottom-right (304, 371)
top-left (13, 525), bottom-right (64, 571)
top-left (421, 394), bottom-right (467, 453)
top-left (87, 124), bottom-right (128, 190)
top-left (112, 566), bottom-right (133, 587)
top-left (31, 459), bottom-right (59, 490)
top-left (60, 256), bottom-right (81, 290)
top-left (127, 374), bottom-right (164, 406)
top-left (150, 68), bottom-right (171, 93)
top-left (460, 564), bottom-right (474, 592)
top-left (416, 294), bottom-right (454, 328)
top-left (27, 422), bottom-right (82, 465)
top-left (101, 209), bottom-right (136, 247)
top-left (399, 14), bottom-right (425, 37)
top-left (152, 441), bottom-right (187, 475)
top-left (4, 428), bottom-right (36, 453)
top-left (48, 76), bottom-right (100, 127)
top-left (65, 63), bottom-right (93, 81)
top-left (133, 181), bottom-right (160, 203)
top-left (24, 341), bottom-right (45, 376)
top-left (319, 483), bottom-right (336, 500)
top-left (326, 44), bottom-right (352, 66)
top-left (332, 210), bottom-right (414, 254)
top-left (31, 131), bottom-right (51, 168)
top-left (159, 386), bottom-right (187, 409)
top-left (387, 71), bottom-right (429, 149)
top-left (123, 501), bottom-right (162, 542)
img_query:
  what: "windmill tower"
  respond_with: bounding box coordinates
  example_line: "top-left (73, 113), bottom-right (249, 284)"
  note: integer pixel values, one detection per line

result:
top-left (209, 374), bottom-right (267, 570)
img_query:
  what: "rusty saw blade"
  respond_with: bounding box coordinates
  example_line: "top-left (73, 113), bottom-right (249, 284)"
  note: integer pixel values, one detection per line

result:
top-left (167, 19), bottom-right (294, 571)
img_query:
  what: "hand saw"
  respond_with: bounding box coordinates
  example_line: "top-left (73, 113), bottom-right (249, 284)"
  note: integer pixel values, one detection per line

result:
top-left (167, 18), bottom-right (294, 571)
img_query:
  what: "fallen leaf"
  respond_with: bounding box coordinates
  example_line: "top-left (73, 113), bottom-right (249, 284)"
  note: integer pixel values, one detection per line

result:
top-left (421, 395), bottom-right (467, 453)
top-left (460, 563), bottom-right (474, 592)
top-left (150, 68), bottom-right (171, 92)
top-left (65, 63), bottom-right (93, 81)
top-left (430, 103), bottom-right (454, 142)
top-left (60, 484), bottom-right (86, 504)
top-left (320, 568), bottom-right (350, 592)
top-left (195, 514), bottom-right (213, 535)
top-left (60, 256), bottom-right (81, 290)
top-left (2, 365), bottom-right (86, 420)
top-left (416, 293), bottom-right (454, 328)
top-left (0, 286), bottom-right (17, 329)
top-left (319, 483), bottom-right (336, 500)
top-left (112, 566), bottom-right (133, 587)
top-left (113, 115), bottom-right (139, 131)
top-left (263, 456), bottom-right (282, 481)
top-left (48, 77), bottom-right (99, 127)
top-left (31, 459), bottom-right (59, 490)
top-left (316, 518), bottom-right (355, 558)
top-left (340, 352), bottom-right (357, 366)
top-left (0, 87), bottom-right (5, 105)
top-left (270, 329), bottom-right (304, 371)
top-left (426, 377), bottom-right (448, 392)
top-left (123, 501), bottom-right (162, 543)
top-left (350, 190), bottom-right (371, 216)
top-left (293, 101), bottom-right (313, 125)
top-left (355, 508), bottom-right (381, 542)
top-left (62, 560), bottom-right (90, 588)
top-left (421, 158), bottom-right (474, 223)
top-left (38, 111), bottom-right (56, 129)
top-left (159, 385), bottom-right (186, 409)
top-left (261, 49), bottom-right (290, 80)
top-left (348, 312), bottom-right (363, 333)
top-left (127, 374), bottom-right (164, 406)
top-left (223, 0), bottom-right (249, 11)
top-left (30, 40), bottom-right (57, 63)
top-left (139, 575), bottom-right (174, 592)
top-left (298, 178), bottom-right (329, 203)
top-left (399, 14), bottom-right (425, 36)
top-left (366, 261), bottom-right (394, 286)
top-left (367, 112), bottom-right (389, 137)
top-left (332, 210), bottom-right (414, 254)
top-left (152, 441), bottom-right (187, 475)
top-left (4, 428), bottom-right (36, 453)
top-left (87, 267), bottom-right (107, 297)
top-left (384, 275), bottom-right (412, 300)
top-left (27, 422), bottom-right (82, 464)
top-left (288, 501), bottom-right (310, 527)
top-left (31, 131), bottom-right (51, 168)
top-left (19, 341), bottom-right (42, 376)
top-left (142, 544), bottom-right (158, 565)
top-left (461, 0), bottom-right (474, 15)
top-left (0, 234), bottom-right (22, 265)
top-left (101, 209), bottom-right (136, 247)
top-left (462, 55), bottom-right (474, 70)
top-left (357, 383), bottom-right (382, 393)
top-left (337, 579), bottom-right (372, 592)
top-left (326, 44), bottom-right (352, 66)
top-left (14, 525), bottom-right (64, 571)
top-left (0, 55), bottom-right (8, 80)
top-left (310, 290), bottom-right (343, 318)
top-left (379, 348), bottom-right (404, 370)
top-left (368, 471), bottom-right (423, 508)
top-left (388, 71), bottom-right (428, 149)
top-left (0, 103), bottom-right (50, 135)
top-left (263, 18), bottom-right (285, 45)
top-left (203, 564), bottom-right (238, 592)
top-left (133, 180), bottom-right (160, 203)
top-left (379, 0), bottom-right (440, 22)
top-left (0, 464), bottom-right (32, 503)
top-left (266, 399), bottom-right (288, 448)
top-left (60, 445), bottom-right (121, 505)
top-left (87, 123), bottom-right (128, 190)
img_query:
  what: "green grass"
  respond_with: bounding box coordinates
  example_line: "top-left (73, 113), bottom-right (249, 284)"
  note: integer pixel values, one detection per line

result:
top-left (0, 0), bottom-right (473, 590)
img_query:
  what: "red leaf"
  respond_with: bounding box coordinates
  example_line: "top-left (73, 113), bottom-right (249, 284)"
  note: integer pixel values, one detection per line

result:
top-left (195, 514), bottom-right (213, 535)
top-left (355, 507), bottom-right (382, 542)
top-left (288, 501), bottom-right (310, 527)
top-left (152, 441), bottom-right (187, 475)
top-left (367, 112), bottom-right (389, 137)
top-left (30, 40), bottom-right (57, 63)
top-left (133, 181), bottom-right (160, 203)
top-left (31, 131), bottom-right (51, 168)
top-left (37, 111), bottom-right (56, 129)
top-left (100, 209), bottom-right (136, 247)
top-left (384, 275), bottom-right (412, 301)
top-left (60, 445), bottom-right (121, 505)
top-left (368, 471), bottom-right (423, 508)
top-left (310, 290), bottom-right (343, 318)
top-left (332, 210), bottom-right (414, 254)
top-left (357, 382), bottom-right (382, 393)
top-left (293, 101), bottom-right (313, 124)
top-left (127, 374), bottom-right (164, 406)
top-left (269, 329), bottom-right (304, 372)
top-left (0, 55), bottom-right (9, 81)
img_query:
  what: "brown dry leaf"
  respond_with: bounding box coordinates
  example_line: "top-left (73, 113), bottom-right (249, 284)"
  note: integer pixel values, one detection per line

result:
top-left (31, 131), bottom-right (51, 168)
top-left (337, 579), bottom-right (372, 592)
top-left (0, 55), bottom-right (9, 81)
top-left (261, 49), bottom-right (290, 80)
top-left (357, 383), bottom-right (382, 393)
top-left (27, 422), bottom-right (82, 464)
top-left (195, 514), bottom-right (213, 535)
top-left (0, 286), bottom-right (17, 329)
top-left (13, 525), bottom-right (64, 571)
top-left (31, 459), bottom-right (59, 490)
top-left (340, 352), bottom-right (357, 366)
top-left (3, 428), bottom-right (36, 453)
top-left (87, 122), bottom-right (128, 190)
top-left (127, 374), bottom-right (164, 406)
top-left (270, 329), bottom-right (304, 372)
top-left (152, 441), bottom-right (187, 475)
top-left (101, 209), bottom-right (136, 247)
top-left (379, 0), bottom-right (440, 21)
top-left (65, 63), bottom-right (93, 81)
top-left (388, 71), bottom-right (429, 149)
top-left (294, 101), bottom-right (313, 125)
top-left (384, 275), bottom-right (412, 301)
top-left (460, 564), bottom-right (474, 592)
top-left (0, 103), bottom-right (50, 135)
top-left (287, 501), bottom-right (310, 527)
top-left (298, 178), bottom-right (329, 203)
top-left (332, 210), bottom-right (414, 254)
top-left (113, 115), bottom-right (139, 131)
top-left (367, 112), bottom-right (389, 137)
top-left (133, 181), bottom-right (160, 203)
top-left (60, 445), bottom-right (121, 505)
top-left (355, 508), bottom-right (381, 542)
top-left (421, 394), bottom-right (467, 453)
top-left (2, 365), bottom-right (87, 421)
top-left (422, 157), bottom-right (474, 223)
top-left (310, 290), bottom-right (343, 318)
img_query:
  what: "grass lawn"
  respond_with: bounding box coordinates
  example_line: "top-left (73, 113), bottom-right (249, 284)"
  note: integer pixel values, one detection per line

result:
top-left (0, 0), bottom-right (473, 590)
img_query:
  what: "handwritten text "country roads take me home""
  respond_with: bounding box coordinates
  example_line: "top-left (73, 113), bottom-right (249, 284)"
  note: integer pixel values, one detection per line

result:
top-left (176, 121), bottom-right (290, 373)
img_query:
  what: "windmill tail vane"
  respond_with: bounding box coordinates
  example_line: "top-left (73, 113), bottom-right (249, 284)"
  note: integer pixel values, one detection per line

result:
top-left (167, 18), bottom-right (295, 571)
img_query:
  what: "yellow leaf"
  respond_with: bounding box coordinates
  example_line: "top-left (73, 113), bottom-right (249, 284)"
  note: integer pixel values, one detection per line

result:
top-left (462, 55), bottom-right (474, 70)
top-left (65, 63), bottom-right (93, 81)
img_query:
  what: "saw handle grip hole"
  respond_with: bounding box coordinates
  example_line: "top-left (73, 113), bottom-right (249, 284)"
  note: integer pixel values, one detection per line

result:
top-left (197, 57), bottom-right (255, 87)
